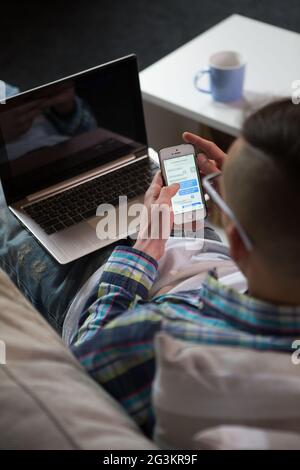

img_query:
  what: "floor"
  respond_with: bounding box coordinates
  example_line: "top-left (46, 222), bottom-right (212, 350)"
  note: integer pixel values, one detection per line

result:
top-left (1, 1), bottom-right (300, 91)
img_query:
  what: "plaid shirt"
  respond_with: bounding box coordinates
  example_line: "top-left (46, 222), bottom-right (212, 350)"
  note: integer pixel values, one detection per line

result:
top-left (71, 245), bottom-right (300, 437)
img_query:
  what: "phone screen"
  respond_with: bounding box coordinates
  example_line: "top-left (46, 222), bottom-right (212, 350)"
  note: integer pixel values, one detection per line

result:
top-left (164, 153), bottom-right (204, 215)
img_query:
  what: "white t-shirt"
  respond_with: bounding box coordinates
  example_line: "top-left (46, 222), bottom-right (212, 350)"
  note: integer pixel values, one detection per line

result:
top-left (62, 237), bottom-right (247, 346)
top-left (150, 237), bottom-right (247, 296)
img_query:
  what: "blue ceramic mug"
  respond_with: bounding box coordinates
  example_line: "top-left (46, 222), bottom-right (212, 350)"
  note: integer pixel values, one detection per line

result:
top-left (194, 51), bottom-right (246, 102)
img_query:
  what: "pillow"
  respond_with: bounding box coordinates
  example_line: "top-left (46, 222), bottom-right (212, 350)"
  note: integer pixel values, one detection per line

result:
top-left (194, 426), bottom-right (300, 450)
top-left (153, 333), bottom-right (300, 449)
top-left (0, 269), bottom-right (156, 450)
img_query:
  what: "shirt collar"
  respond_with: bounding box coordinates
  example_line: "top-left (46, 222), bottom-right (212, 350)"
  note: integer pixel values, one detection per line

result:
top-left (201, 271), bottom-right (300, 335)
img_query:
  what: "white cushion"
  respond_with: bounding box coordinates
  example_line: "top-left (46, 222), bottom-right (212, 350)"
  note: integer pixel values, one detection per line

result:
top-left (194, 426), bottom-right (300, 450)
top-left (0, 270), bottom-right (156, 450)
top-left (153, 333), bottom-right (300, 449)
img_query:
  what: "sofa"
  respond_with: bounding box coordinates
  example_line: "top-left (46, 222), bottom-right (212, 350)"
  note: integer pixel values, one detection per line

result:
top-left (1, 266), bottom-right (300, 450)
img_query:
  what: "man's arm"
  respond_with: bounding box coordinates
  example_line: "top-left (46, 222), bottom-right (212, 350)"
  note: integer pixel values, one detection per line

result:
top-left (74, 245), bottom-right (158, 342)
top-left (71, 245), bottom-right (162, 435)
top-left (70, 174), bottom-right (179, 435)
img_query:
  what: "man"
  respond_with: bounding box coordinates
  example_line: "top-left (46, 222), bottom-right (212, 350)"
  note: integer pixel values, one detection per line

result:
top-left (70, 98), bottom-right (300, 437)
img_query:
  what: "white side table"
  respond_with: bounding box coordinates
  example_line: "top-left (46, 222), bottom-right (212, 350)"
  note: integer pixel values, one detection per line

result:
top-left (140, 14), bottom-right (300, 148)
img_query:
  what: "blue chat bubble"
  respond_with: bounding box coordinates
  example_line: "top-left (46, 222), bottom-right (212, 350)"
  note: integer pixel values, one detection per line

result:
top-left (179, 179), bottom-right (198, 189)
top-left (179, 187), bottom-right (199, 196)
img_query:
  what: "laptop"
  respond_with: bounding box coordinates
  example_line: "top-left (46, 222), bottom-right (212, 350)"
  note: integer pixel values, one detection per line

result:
top-left (0, 55), bottom-right (159, 264)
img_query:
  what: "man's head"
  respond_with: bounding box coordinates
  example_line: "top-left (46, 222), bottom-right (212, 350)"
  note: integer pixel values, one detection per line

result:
top-left (222, 99), bottom-right (300, 301)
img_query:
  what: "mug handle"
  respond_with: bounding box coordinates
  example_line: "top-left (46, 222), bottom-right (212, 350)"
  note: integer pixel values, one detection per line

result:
top-left (194, 68), bottom-right (211, 93)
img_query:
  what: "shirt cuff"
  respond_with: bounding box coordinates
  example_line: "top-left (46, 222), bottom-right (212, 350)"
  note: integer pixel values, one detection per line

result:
top-left (100, 245), bottom-right (158, 299)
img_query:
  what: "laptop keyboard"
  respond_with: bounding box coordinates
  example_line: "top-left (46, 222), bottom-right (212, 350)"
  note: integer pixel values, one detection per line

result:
top-left (23, 158), bottom-right (159, 235)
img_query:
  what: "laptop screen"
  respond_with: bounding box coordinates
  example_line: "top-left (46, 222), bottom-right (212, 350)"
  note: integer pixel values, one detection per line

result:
top-left (0, 55), bottom-right (148, 204)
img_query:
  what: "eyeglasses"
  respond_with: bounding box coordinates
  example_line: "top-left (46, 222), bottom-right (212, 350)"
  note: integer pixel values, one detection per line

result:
top-left (202, 172), bottom-right (253, 251)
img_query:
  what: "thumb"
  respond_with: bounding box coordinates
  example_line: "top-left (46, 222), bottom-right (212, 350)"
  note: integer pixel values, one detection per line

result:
top-left (158, 183), bottom-right (180, 203)
top-left (168, 182), bottom-right (180, 196)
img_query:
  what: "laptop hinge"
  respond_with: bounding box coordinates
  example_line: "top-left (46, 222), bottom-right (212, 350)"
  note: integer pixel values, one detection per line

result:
top-left (134, 146), bottom-right (148, 158)
top-left (26, 153), bottom-right (145, 203)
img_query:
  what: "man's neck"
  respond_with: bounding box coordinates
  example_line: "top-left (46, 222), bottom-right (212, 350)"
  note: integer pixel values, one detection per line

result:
top-left (248, 275), bottom-right (300, 307)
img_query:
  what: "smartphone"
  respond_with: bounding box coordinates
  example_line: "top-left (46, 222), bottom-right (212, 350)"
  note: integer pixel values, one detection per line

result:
top-left (159, 144), bottom-right (206, 225)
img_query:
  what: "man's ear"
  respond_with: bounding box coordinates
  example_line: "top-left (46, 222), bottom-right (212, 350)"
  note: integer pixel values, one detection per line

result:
top-left (226, 223), bottom-right (248, 264)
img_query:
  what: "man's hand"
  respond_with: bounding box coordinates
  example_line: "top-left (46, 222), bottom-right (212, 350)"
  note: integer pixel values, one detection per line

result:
top-left (43, 86), bottom-right (76, 115)
top-left (0, 99), bottom-right (45, 142)
top-left (183, 132), bottom-right (227, 175)
top-left (134, 171), bottom-right (179, 261)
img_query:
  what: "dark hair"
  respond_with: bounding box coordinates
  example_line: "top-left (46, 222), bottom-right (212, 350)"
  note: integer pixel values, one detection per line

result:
top-left (242, 99), bottom-right (300, 181)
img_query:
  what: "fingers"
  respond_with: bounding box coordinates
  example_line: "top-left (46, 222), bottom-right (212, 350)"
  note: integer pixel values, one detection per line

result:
top-left (146, 170), bottom-right (163, 199)
top-left (182, 131), bottom-right (227, 167)
top-left (145, 171), bottom-right (179, 207)
top-left (139, 180), bottom-right (178, 245)
top-left (168, 182), bottom-right (180, 197)
top-left (157, 183), bottom-right (179, 204)
top-left (196, 154), bottom-right (219, 175)
top-left (151, 170), bottom-right (163, 187)
top-left (19, 99), bottom-right (46, 114)
top-left (18, 108), bottom-right (41, 125)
